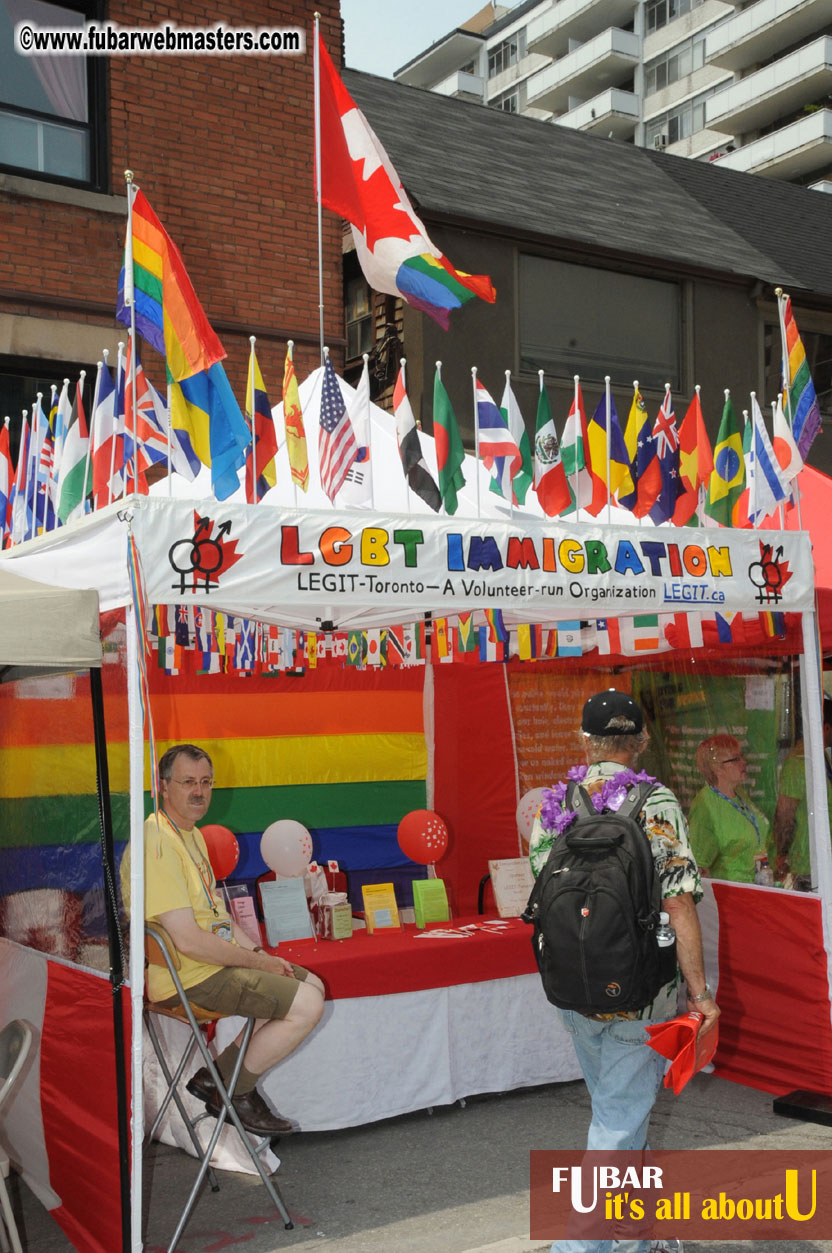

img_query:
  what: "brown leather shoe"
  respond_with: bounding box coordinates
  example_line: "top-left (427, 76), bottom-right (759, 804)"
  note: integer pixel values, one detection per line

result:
top-left (206, 1085), bottom-right (295, 1136)
top-left (185, 1066), bottom-right (217, 1104)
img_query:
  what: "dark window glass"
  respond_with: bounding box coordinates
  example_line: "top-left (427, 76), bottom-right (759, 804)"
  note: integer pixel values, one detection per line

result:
top-left (518, 255), bottom-right (681, 390)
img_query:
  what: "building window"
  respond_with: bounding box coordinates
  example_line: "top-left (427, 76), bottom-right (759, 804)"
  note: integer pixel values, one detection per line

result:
top-left (644, 34), bottom-right (706, 96)
top-left (488, 32), bottom-right (524, 79)
top-left (493, 87), bottom-right (519, 113)
top-left (645, 0), bottom-right (704, 36)
top-left (645, 87), bottom-right (715, 147)
top-left (0, 356), bottom-right (93, 461)
top-left (346, 276), bottom-right (373, 362)
top-left (0, 0), bottom-right (103, 187)
top-left (518, 255), bottom-right (680, 390)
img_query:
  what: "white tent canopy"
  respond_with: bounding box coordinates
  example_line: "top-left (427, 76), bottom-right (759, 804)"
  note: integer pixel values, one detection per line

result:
top-left (0, 567), bottom-right (102, 672)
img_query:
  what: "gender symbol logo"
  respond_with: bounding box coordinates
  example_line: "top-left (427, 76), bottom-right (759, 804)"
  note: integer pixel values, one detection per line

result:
top-left (168, 511), bottom-right (243, 595)
top-left (747, 541), bottom-right (792, 606)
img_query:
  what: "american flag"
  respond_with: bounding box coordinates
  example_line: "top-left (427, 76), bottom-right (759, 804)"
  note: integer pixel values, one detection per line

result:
top-left (318, 354), bottom-right (358, 501)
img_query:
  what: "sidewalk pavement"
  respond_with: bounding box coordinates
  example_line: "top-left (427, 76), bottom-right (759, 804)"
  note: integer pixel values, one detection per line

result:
top-left (9, 1068), bottom-right (832, 1252)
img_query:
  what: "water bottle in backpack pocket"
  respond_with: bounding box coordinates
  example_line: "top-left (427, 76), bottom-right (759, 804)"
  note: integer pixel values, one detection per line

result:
top-left (523, 780), bottom-right (677, 1014)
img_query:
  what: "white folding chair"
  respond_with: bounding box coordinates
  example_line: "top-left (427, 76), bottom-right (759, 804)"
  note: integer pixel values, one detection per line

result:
top-left (144, 922), bottom-right (293, 1253)
top-left (0, 1020), bottom-right (32, 1253)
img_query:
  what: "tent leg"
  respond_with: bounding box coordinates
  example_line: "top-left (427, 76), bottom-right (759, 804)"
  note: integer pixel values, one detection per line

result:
top-left (90, 665), bottom-right (131, 1252)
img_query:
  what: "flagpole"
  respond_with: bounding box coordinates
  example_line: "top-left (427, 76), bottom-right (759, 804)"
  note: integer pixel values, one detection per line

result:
top-left (108, 342), bottom-right (124, 507)
top-left (37, 391), bottom-right (48, 537)
top-left (694, 384), bottom-right (705, 526)
top-left (743, 407), bottom-right (753, 526)
top-left (248, 336), bottom-right (257, 505)
top-left (124, 171), bottom-right (139, 493)
top-left (504, 369), bottom-right (515, 520)
top-left (772, 399), bottom-right (786, 529)
top-left (24, 406), bottom-right (34, 541)
top-left (313, 13), bottom-right (325, 365)
top-left (166, 381), bottom-right (172, 496)
top-left (401, 356), bottom-right (413, 513)
top-left (572, 374), bottom-right (580, 514)
top-left (605, 374), bottom-right (612, 524)
top-left (48, 379), bottom-right (69, 531)
top-left (775, 286), bottom-right (804, 530)
top-left (363, 352), bottom-right (375, 510)
top-left (86, 363), bottom-right (101, 513)
top-left (288, 340), bottom-right (298, 509)
top-left (471, 365), bottom-right (481, 518)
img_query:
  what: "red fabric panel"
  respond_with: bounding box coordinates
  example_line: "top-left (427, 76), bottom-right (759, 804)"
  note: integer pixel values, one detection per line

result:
top-left (277, 916), bottom-right (536, 999)
top-left (41, 965), bottom-right (129, 1253)
top-left (432, 665), bottom-right (519, 914)
top-left (148, 657), bottom-right (425, 697)
top-left (712, 882), bottom-right (832, 1094)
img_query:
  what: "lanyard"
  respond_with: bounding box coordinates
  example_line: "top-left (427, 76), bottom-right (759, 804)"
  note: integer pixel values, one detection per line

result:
top-left (709, 787), bottom-right (761, 846)
top-left (160, 809), bottom-right (218, 916)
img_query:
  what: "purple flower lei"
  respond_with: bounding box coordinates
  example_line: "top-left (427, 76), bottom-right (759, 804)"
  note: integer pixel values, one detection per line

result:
top-left (539, 766), bottom-right (656, 835)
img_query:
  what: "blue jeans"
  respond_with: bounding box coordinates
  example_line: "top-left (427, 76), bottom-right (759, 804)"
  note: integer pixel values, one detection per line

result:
top-left (551, 1010), bottom-right (668, 1253)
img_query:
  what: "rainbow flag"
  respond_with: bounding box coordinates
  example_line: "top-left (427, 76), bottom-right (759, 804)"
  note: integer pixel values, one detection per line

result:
top-left (116, 186), bottom-right (226, 383)
top-left (782, 296), bottom-right (822, 458)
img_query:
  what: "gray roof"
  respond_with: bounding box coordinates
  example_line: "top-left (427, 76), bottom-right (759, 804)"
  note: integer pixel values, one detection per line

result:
top-left (344, 68), bottom-right (832, 300)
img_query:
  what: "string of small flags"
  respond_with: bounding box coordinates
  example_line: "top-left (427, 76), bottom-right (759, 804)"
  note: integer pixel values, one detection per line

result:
top-left (147, 605), bottom-right (793, 676)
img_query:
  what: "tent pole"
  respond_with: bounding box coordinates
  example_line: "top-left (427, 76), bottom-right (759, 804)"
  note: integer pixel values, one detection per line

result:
top-left (800, 613), bottom-right (832, 1039)
top-left (126, 604), bottom-right (146, 1251)
top-left (89, 665), bottom-right (131, 1251)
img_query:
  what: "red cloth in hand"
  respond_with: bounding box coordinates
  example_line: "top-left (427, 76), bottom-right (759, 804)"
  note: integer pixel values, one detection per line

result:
top-left (645, 1010), bottom-right (718, 1094)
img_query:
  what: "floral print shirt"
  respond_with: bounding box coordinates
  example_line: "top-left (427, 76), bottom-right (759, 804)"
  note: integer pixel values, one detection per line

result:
top-left (529, 760), bottom-right (702, 1021)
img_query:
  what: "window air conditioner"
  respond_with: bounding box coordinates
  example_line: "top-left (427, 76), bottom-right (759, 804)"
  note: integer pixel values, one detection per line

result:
top-left (653, 133), bottom-right (668, 150)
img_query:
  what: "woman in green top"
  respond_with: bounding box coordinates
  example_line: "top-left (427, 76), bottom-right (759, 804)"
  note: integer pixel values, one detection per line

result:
top-left (689, 734), bottom-right (772, 884)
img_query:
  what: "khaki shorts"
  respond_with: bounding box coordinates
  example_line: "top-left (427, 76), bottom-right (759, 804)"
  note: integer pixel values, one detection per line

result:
top-left (160, 963), bottom-right (310, 1020)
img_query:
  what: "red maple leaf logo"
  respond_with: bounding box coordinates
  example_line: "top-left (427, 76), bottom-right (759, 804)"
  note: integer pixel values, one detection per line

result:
top-left (168, 511), bottom-right (244, 595)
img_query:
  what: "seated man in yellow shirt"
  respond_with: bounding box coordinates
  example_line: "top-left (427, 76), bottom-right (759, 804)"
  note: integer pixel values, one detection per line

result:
top-left (121, 742), bottom-right (325, 1137)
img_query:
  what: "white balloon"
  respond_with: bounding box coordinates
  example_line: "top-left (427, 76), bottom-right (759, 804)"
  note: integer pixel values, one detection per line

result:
top-left (516, 788), bottom-right (548, 842)
top-left (260, 820), bottom-right (314, 877)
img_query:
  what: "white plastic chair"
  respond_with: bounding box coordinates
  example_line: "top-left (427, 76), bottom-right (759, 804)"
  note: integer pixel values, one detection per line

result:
top-left (0, 1021), bottom-right (32, 1253)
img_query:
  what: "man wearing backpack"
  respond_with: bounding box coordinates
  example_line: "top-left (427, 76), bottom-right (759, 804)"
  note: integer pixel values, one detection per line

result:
top-left (527, 689), bottom-right (719, 1253)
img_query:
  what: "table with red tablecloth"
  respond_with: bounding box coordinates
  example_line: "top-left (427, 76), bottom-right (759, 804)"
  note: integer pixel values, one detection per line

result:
top-left (207, 914), bottom-right (582, 1132)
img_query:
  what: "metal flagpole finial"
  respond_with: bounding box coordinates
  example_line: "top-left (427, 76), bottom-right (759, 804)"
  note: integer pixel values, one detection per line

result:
top-left (249, 335), bottom-right (256, 347)
top-left (124, 169), bottom-right (134, 184)
top-left (323, 345), bottom-right (330, 360)
top-left (471, 366), bottom-right (477, 378)
top-left (664, 382), bottom-right (671, 393)
top-left (633, 380), bottom-right (638, 390)
top-left (36, 392), bottom-right (42, 401)
top-left (775, 286), bottom-right (783, 298)
top-left (505, 369), bottom-right (511, 380)
top-left (79, 369), bottom-right (86, 381)
top-left (695, 384), bottom-right (701, 395)
top-left (605, 375), bottom-right (611, 385)
top-left (724, 388), bottom-right (730, 399)
top-left (436, 361), bottom-right (442, 377)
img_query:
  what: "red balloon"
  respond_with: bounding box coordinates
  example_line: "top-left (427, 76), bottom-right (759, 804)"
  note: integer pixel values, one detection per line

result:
top-left (200, 824), bottom-right (240, 880)
top-left (397, 810), bottom-right (449, 865)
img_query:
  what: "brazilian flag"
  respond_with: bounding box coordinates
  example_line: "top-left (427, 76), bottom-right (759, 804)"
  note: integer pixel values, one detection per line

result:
top-left (705, 393), bottom-right (745, 526)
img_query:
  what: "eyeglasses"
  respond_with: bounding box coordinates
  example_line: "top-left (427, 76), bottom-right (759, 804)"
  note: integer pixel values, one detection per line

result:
top-left (717, 757), bottom-right (743, 765)
top-left (170, 777), bottom-right (215, 789)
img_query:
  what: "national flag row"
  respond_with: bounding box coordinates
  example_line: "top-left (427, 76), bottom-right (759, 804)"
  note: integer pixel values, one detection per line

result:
top-left (107, 168), bottom-right (817, 528)
top-left (149, 604), bottom-right (793, 677)
top-left (439, 369), bottom-right (811, 527)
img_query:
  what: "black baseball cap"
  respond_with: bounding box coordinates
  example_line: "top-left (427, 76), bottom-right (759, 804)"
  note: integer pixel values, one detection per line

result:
top-left (581, 689), bottom-right (643, 736)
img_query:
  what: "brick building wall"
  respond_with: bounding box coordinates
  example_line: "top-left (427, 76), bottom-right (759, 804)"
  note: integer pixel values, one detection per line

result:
top-left (0, 0), bottom-right (345, 424)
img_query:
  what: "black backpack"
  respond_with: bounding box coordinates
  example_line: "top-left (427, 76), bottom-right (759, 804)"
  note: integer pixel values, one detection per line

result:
top-left (522, 779), bottom-right (677, 1014)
